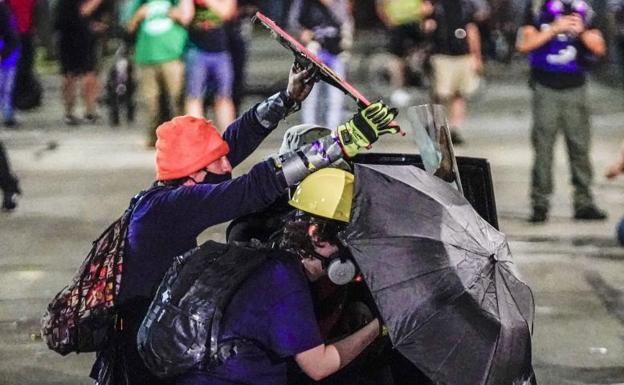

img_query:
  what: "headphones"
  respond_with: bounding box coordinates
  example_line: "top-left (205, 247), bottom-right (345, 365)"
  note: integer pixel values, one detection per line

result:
top-left (326, 257), bottom-right (357, 285)
top-left (308, 248), bottom-right (358, 286)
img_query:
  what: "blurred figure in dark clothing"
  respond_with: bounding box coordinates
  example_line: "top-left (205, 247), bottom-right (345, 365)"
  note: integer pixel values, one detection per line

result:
top-left (376, 0), bottom-right (433, 107)
top-left (288, 0), bottom-right (353, 130)
top-left (608, 0), bottom-right (624, 81)
top-left (55, 0), bottom-right (112, 125)
top-left (0, 0), bottom-right (19, 127)
top-left (426, 0), bottom-right (482, 145)
top-left (225, 1), bottom-right (256, 114)
top-left (0, 141), bottom-right (20, 211)
top-left (7, 0), bottom-right (40, 111)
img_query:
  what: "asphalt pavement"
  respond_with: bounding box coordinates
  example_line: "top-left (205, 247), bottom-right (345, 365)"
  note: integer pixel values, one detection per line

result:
top-left (1, 59), bottom-right (624, 385)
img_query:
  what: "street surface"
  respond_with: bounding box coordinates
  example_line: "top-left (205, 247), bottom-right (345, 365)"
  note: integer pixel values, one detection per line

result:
top-left (1, 53), bottom-right (624, 384)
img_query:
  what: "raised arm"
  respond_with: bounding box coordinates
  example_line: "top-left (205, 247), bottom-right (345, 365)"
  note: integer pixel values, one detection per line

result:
top-left (126, 3), bottom-right (148, 33)
top-left (204, 0), bottom-right (237, 21)
top-left (79, 0), bottom-right (104, 17)
top-left (169, 0), bottom-right (195, 26)
top-left (516, 16), bottom-right (576, 54)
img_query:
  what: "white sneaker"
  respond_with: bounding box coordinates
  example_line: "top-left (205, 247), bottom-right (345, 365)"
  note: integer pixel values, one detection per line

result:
top-left (390, 89), bottom-right (411, 107)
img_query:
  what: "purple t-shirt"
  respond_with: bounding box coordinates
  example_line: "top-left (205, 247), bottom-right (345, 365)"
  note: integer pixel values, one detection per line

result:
top-left (176, 256), bottom-right (323, 385)
top-left (523, 1), bottom-right (596, 89)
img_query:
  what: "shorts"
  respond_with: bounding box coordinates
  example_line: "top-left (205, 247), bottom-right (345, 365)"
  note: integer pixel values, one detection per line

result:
top-left (388, 23), bottom-right (424, 57)
top-left (59, 36), bottom-right (99, 75)
top-left (185, 48), bottom-right (233, 99)
top-left (430, 54), bottom-right (480, 99)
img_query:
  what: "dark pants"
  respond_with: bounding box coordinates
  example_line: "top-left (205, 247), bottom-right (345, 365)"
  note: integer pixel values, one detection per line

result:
top-left (225, 22), bottom-right (248, 114)
top-left (530, 83), bottom-right (594, 211)
top-left (90, 301), bottom-right (173, 385)
top-left (13, 33), bottom-right (41, 110)
top-left (0, 141), bottom-right (19, 195)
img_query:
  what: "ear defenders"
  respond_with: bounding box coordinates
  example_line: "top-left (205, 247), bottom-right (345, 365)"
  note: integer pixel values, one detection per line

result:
top-left (326, 257), bottom-right (357, 285)
top-left (317, 247), bottom-right (357, 285)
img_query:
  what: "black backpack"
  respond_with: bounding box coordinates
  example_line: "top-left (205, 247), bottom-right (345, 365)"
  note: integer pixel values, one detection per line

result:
top-left (137, 240), bottom-right (273, 378)
top-left (41, 188), bottom-right (159, 355)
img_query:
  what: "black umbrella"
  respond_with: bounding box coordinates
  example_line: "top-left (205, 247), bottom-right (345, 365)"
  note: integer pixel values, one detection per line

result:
top-left (341, 164), bottom-right (535, 385)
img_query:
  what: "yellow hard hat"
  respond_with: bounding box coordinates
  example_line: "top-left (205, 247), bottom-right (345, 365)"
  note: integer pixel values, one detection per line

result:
top-left (289, 168), bottom-right (355, 223)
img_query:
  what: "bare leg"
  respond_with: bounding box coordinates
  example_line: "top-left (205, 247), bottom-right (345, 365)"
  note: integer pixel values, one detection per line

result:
top-left (82, 71), bottom-right (99, 117)
top-left (214, 96), bottom-right (236, 133)
top-left (62, 74), bottom-right (78, 118)
top-left (388, 56), bottom-right (406, 89)
top-left (449, 96), bottom-right (466, 130)
top-left (185, 97), bottom-right (204, 118)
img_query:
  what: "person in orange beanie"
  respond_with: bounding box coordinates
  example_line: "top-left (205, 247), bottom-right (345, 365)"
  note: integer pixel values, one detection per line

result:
top-left (89, 63), bottom-right (399, 385)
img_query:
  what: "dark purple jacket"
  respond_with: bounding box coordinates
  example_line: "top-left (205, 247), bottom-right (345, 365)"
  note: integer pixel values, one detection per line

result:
top-left (118, 108), bottom-right (287, 303)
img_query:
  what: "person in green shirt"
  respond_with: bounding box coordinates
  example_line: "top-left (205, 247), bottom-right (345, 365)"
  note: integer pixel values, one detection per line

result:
top-left (376, 0), bottom-right (432, 107)
top-left (124, 0), bottom-right (192, 146)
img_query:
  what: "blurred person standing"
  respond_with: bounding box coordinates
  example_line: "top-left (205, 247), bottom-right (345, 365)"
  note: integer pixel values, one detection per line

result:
top-left (225, 1), bottom-right (255, 115)
top-left (426, 0), bottom-right (482, 145)
top-left (7, 0), bottom-right (40, 111)
top-left (517, 0), bottom-right (607, 223)
top-left (55, 0), bottom-right (112, 125)
top-left (0, 0), bottom-right (19, 127)
top-left (124, 0), bottom-right (191, 146)
top-left (605, 140), bottom-right (624, 244)
top-left (608, 0), bottom-right (624, 81)
top-left (376, 0), bottom-right (433, 107)
top-left (183, 0), bottom-right (236, 131)
top-left (288, 0), bottom-right (353, 130)
top-left (0, 141), bottom-right (20, 211)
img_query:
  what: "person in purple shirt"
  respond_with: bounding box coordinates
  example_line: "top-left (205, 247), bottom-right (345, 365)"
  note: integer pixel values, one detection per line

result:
top-left (177, 168), bottom-right (383, 385)
top-left (0, 0), bottom-right (20, 127)
top-left (89, 63), bottom-right (399, 385)
top-left (517, 0), bottom-right (607, 223)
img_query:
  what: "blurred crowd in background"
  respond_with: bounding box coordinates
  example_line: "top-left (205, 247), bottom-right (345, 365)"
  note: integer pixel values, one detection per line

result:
top-left (1, 0), bottom-right (623, 131)
top-left (3, 0), bottom-right (624, 228)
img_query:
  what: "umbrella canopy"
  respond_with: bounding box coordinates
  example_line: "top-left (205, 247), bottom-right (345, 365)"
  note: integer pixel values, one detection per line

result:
top-left (341, 164), bottom-right (535, 385)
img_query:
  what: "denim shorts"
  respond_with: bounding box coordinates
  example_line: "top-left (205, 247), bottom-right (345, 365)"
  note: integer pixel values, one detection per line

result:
top-left (185, 48), bottom-right (234, 99)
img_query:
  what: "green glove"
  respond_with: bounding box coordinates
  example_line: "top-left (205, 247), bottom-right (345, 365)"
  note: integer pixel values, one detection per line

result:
top-left (336, 102), bottom-right (399, 158)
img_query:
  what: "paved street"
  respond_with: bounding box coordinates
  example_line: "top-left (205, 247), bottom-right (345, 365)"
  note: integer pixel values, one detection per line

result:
top-left (1, 58), bottom-right (624, 384)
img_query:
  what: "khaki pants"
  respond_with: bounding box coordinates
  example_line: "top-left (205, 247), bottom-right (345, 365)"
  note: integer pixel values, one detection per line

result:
top-left (530, 83), bottom-right (594, 211)
top-left (430, 54), bottom-right (480, 99)
top-left (138, 60), bottom-right (184, 146)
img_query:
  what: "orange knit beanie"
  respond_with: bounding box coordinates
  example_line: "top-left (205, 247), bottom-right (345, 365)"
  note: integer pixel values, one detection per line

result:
top-left (155, 116), bottom-right (230, 180)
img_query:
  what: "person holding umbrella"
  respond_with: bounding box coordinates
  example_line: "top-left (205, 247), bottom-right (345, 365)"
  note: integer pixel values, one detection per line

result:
top-left (286, 163), bottom-right (537, 385)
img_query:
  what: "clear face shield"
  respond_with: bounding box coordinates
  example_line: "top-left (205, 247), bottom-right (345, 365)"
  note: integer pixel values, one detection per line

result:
top-left (407, 104), bottom-right (464, 194)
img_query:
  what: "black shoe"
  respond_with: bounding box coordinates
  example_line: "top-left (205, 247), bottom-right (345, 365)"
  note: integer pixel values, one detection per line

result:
top-left (529, 207), bottom-right (548, 223)
top-left (574, 205), bottom-right (607, 221)
top-left (64, 115), bottom-right (81, 126)
top-left (84, 113), bottom-right (100, 124)
top-left (2, 191), bottom-right (19, 211)
top-left (450, 130), bottom-right (465, 146)
top-left (4, 118), bottom-right (18, 128)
